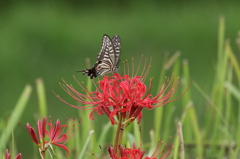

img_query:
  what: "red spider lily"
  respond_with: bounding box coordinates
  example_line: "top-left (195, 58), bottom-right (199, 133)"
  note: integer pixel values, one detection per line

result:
top-left (108, 145), bottom-right (145, 159)
top-left (26, 117), bottom-right (47, 150)
top-left (45, 119), bottom-right (75, 156)
top-left (5, 149), bottom-right (22, 159)
top-left (26, 117), bottom-right (78, 158)
top-left (57, 72), bottom-right (182, 125)
top-left (108, 142), bottom-right (172, 159)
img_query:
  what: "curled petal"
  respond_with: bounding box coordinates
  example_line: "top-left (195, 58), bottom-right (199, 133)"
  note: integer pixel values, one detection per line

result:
top-left (53, 143), bottom-right (70, 156)
top-left (89, 110), bottom-right (95, 120)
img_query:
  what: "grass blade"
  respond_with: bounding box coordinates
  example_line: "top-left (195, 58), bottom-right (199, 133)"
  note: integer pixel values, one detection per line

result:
top-left (225, 82), bottom-right (240, 101)
top-left (79, 58), bottom-right (96, 151)
top-left (78, 130), bottom-right (94, 159)
top-left (225, 65), bottom-right (233, 126)
top-left (154, 52), bottom-right (181, 140)
top-left (94, 122), bottom-right (112, 155)
top-left (226, 42), bottom-right (240, 80)
top-left (177, 122), bottom-right (184, 159)
top-left (173, 102), bottom-right (191, 159)
top-left (0, 84), bottom-right (32, 156)
top-left (181, 59), bottom-right (192, 143)
top-left (36, 78), bottom-right (48, 117)
top-left (207, 18), bottom-right (227, 157)
top-left (226, 33), bottom-right (240, 155)
top-left (133, 120), bottom-right (141, 146)
top-left (188, 103), bottom-right (203, 159)
top-left (154, 53), bottom-right (168, 140)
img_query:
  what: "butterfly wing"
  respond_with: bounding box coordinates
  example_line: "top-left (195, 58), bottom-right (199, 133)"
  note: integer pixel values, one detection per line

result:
top-left (97, 35), bottom-right (114, 63)
top-left (95, 34), bottom-right (117, 75)
top-left (111, 35), bottom-right (121, 65)
top-left (80, 34), bottom-right (121, 78)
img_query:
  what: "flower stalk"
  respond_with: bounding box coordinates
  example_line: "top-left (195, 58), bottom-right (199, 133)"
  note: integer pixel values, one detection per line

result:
top-left (113, 113), bottom-right (123, 153)
top-left (118, 121), bottom-right (125, 156)
top-left (40, 150), bottom-right (45, 159)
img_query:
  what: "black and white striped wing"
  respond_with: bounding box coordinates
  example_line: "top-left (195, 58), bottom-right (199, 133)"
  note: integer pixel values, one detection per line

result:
top-left (111, 35), bottom-right (121, 65)
top-left (95, 34), bottom-right (119, 75)
top-left (80, 34), bottom-right (121, 78)
top-left (97, 35), bottom-right (114, 63)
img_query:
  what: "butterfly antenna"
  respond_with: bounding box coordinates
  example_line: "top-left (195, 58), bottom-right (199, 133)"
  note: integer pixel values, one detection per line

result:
top-left (77, 70), bottom-right (84, 73)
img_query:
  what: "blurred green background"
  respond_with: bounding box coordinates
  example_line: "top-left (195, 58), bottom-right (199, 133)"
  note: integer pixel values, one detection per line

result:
top-left (1, 0), bottom-right (240, 158)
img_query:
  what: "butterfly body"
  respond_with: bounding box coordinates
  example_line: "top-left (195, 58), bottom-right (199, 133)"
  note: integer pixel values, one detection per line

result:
top-left (80, 34), bottom-right (121, 79)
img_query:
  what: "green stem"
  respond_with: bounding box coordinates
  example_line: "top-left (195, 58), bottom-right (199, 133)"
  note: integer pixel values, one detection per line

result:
top-left (114, 114), bottom-right (123, 153)
top-left (117, 122), bottom-right (125, 155)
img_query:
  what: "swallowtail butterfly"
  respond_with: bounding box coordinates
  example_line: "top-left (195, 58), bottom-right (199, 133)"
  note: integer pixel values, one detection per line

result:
top-left (80, 34), bottom-right (121, 79)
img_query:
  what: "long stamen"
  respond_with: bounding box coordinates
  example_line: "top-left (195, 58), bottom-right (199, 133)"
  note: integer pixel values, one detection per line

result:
top-left (134, 54), bottom-right (144, 76)
top-left (142, 57), bottom-right (152, 82)
top-left (73, 75), bottom-right (94, 97)
top-left (140, 56), bottom-right (147, 77)
top-left (53, 92), bottom-right (94, 110)
top-left (60, 83), bottom-right (91, 104)
top-left (123, 61), bottom-right (126, 75)
top-left (131, 57), bottom-right (134, 78)
top-left (126, 59), bottom-right (130, 75)
top-left (143, 77), bottom-right (153, 99)
top-left (91, 78), bottom-right (99, 90)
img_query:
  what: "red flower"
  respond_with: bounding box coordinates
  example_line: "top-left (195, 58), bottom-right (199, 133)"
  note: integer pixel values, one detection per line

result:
top-left (45, 119), bottom-right (73, 156)
top-left (26, 117), bottom-right (47, 149)
top-left (26, 117), bottom-right (78, 157)
top-left (5, 149), bottom-right (22, 159)
top-left (108, 142), bottom-right (172, 159)
top-left (57, 72), bottom-right (181, 125)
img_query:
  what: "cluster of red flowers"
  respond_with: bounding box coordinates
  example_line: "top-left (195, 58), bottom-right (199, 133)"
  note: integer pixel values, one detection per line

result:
top-left (58, 73), bottom-right (180, 125)
top-left (108, 142), bottom-right (173, 159)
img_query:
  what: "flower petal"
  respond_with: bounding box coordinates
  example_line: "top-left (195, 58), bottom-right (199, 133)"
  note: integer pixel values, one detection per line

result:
top-left (26, 123), bottom-right (39, 145)
top-left (53, 143), bottom-right (70, 156)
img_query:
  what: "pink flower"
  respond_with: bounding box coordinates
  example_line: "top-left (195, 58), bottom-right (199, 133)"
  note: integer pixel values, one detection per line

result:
top-left (5, 149), bottom-right (22, 159)
top-left (26, 117), bottom-right (78, 157)
top-left (45, 119), bottom-right (73, 156)
top-left (57, 72), bottom-right (181, 125)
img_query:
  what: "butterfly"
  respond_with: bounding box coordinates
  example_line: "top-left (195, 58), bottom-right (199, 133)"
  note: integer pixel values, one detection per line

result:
top-left (79, 34), bottom-right (121, 79)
